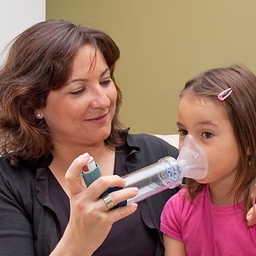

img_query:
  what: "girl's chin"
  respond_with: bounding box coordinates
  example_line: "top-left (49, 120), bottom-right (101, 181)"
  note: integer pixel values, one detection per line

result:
top-left (194, 178), bottom-right (207, 184)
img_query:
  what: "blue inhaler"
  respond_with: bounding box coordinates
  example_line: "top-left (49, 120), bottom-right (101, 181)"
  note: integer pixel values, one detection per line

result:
top-left (82, 135), bottom-right (208, 205)
top-left (82, 156), bottom-right (108, 198)
top-left (82, 156), bottom-right (125, 206)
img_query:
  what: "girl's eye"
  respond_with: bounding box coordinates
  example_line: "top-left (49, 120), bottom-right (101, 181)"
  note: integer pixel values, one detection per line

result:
top-left (202, 132), bottom-right (213, 139)
top-left (69, 88), bottom-right (85, 95)
top-left (178, 129), bottom-right (188, 136)
top-left (100, 79), bottom-right (112, 86)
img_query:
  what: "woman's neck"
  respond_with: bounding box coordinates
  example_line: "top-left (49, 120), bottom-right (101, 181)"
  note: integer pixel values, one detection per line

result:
top-left (50, 141), bottom-right (108, 170)
top-left (49, 141), bottom-right (116, 194)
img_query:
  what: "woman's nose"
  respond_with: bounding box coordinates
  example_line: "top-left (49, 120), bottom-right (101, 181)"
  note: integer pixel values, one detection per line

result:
top-left (91, 88), bottom-right (110, 108)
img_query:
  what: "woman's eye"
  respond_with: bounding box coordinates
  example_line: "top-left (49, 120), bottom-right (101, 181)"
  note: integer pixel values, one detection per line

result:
top-left (178, 129), bottom-right (188, 136)
top-left (70, 88), bottom-right (85, 95)
top-left (202, 132), bottom-right (213, 139)
top-left (100, 79), bottom-right (112, 86)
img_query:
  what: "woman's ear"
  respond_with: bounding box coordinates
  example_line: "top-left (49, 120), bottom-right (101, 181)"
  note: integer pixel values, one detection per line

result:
top-left (34, 110), bottom-right (44, 119)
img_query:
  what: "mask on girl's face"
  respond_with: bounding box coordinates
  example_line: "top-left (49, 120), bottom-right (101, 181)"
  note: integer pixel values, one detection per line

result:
top-left (177, 134), bottom-right (208, 180)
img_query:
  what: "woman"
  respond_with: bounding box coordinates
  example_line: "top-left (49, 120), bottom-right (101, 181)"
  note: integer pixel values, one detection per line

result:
top-left (0, 19), bottom-right (179, 255)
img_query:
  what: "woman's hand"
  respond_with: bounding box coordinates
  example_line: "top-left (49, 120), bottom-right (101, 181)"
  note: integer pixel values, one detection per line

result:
top-left (247, 181), bottom-right (256, 226)
top-left (50, 153), bottom-right (138, 256)
top-left (246, 205), bottom-right (256, 226)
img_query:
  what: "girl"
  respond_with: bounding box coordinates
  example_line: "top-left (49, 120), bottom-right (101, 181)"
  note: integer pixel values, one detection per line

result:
top-left (161, 64), bottom-right (256, 256)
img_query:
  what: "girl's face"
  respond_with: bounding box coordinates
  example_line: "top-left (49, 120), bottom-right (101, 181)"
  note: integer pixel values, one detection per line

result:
top-left (177, 93), bottom-right (239, 187)
top-left (39, 45), bottom-right (117, 148)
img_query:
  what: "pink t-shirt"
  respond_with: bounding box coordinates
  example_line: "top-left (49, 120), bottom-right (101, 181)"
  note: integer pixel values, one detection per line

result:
top-left (160, 185), bottom-right (256, 256)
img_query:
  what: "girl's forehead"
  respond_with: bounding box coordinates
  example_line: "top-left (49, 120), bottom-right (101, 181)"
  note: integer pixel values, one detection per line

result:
top-left (179, 93), bottom-right (229, 119)
top-left (180, 92), bottom-right (216, 105)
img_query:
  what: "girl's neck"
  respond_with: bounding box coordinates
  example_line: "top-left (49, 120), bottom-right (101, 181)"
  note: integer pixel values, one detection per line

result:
top-left (209, 181), bottom-right (243, 206)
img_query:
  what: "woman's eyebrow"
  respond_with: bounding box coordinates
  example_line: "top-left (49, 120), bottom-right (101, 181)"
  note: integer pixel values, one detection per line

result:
top-left (100, 68), bottom-right (110, 77)
top-left (67, 78), bottom-right (88, 85)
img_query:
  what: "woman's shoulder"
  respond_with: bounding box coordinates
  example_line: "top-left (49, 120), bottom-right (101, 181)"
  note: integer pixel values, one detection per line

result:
top-left (127, 133), bottom-right (179, 158)
top-left (127, 132), bottom-right (176, 147)
top-left (0, 156), bottom-right (37, 188)
top-left (0, 156), bottom-right (20, 175)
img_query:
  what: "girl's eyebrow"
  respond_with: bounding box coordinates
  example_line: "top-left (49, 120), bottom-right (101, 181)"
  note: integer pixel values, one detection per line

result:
top-left (177, 120), bottom-right (219, 128)
top-left (66, 68), bottom-right (110, 86)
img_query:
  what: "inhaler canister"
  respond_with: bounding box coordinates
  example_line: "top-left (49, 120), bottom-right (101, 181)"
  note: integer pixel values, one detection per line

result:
top-left (82, 156), bottom-right (102, 187)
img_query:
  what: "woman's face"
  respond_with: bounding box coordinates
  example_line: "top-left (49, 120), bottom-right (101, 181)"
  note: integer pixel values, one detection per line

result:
top-left (177, 93), bottom-right (240, 188)
top-left (39, 45), bottom-right (117, 148)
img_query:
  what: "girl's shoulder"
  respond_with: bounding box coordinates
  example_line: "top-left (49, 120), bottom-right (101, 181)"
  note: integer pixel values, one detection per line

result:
top-left (163, 186), bottom-right (208, 215)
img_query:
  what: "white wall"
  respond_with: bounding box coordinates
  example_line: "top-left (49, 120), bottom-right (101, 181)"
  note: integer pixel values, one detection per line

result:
top-left (0, 0), bottom-right (45, 58)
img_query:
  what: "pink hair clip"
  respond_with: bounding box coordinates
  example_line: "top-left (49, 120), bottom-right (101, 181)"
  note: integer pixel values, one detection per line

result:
top-left (217, 88), bottom-right (232, 101)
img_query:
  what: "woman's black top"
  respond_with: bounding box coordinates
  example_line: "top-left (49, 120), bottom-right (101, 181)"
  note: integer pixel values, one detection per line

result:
top-left (0, 133), bottom-right (179, 256)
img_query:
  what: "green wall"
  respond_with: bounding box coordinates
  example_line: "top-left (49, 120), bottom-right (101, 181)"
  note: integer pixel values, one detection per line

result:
top-left (46, 0), bottom-right (256, 134)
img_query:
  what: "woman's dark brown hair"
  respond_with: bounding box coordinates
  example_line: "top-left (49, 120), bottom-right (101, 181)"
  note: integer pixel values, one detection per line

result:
top-left (180, 64), bottom-right (256, 218)
top-left (0, 19), bottom-right (125, 163)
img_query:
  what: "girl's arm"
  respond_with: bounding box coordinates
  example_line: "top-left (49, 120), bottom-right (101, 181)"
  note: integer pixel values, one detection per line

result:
top-left (163, 234), bottom-right (187, 256)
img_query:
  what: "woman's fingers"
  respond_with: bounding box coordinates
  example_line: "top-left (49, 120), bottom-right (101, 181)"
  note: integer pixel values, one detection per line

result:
top-left (87, 175), bottom-right (130, 200)
top-left (99, 187), bottom-right (138, 222)
top-left (247, 181), bottom-right (256, 226)
top-left (246, 204), bottom-right (256, 226)
top-left (65, 153), bottom-right (139, 208)
top-left (65, 153), bottom-right (91, 195)
top-left (100, 186), bottom-right (138, 211)
top-left (107, 202), bottom-right (138, 223)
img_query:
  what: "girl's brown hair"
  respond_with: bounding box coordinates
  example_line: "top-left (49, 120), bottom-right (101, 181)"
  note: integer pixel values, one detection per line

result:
top-left (0, 19), bottom-right (126, 163)
top-left (180, 64), bottom-right (256, 217)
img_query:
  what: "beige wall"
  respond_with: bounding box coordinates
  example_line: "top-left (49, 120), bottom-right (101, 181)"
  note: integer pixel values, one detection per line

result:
top-left (46, 0), bottom-right (256, 134)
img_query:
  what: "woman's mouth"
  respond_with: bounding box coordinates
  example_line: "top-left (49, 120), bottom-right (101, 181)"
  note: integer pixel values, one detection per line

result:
top-left (86, 112), bottom-right (109, 123)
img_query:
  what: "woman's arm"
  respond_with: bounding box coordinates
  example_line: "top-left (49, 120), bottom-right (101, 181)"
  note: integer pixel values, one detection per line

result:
top-left (0, 153), bottom-right (138, 256)
top-left (0, 185), bottom-right (35, 255)
top-left (50, 153), bottom-right (138, 256)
